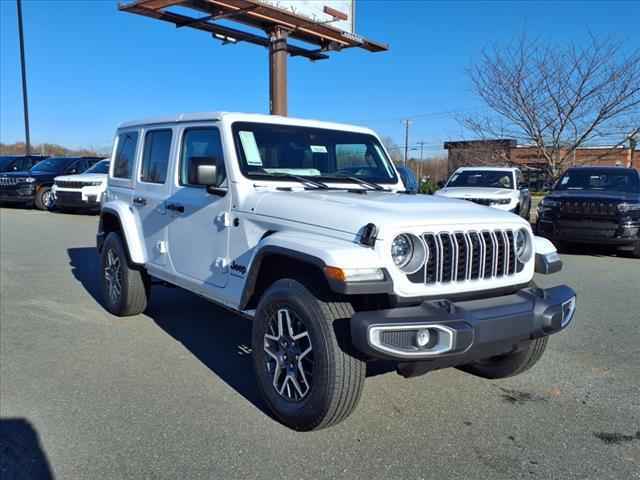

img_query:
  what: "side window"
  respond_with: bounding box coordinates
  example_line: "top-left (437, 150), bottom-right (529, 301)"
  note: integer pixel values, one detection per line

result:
top-left (180, 128), bottom-right (225, 187)
top-left (140, 129), bottom-right (172, 184)
top-left (113, 132), bottom-right (139, 179)
top-left (17, 158), bottom-right (31, 171)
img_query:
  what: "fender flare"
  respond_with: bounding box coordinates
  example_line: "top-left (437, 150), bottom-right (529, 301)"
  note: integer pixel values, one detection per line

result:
top-left (98, 204), bottom-right (147, 264)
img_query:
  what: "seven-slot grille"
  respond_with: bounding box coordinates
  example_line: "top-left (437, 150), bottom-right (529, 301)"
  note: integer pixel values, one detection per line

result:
top-left (408, 229), bottom-right (520, 285)
top-left (55, 180), bottom-right (95, 188)
top-left (561, 201), bottom-right (617, 216)
top-left (0, 177), bottom-right (20, 186)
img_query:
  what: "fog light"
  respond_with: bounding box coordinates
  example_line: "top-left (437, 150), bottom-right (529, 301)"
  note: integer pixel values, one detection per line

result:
top-left (415, 329), bottom-right (431, 347)
top-left (561, 297), bottom-right (576, 327)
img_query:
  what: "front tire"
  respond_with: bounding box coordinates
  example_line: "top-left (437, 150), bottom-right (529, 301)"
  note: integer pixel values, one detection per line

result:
top-left (251, 278), bottom-right (365, 431)
top-left (34, 186), bottom-right (52, 211)
top-left (459, 336), bottom-right (548, 379)
top-left (101, 232), bottom-right (150, 316)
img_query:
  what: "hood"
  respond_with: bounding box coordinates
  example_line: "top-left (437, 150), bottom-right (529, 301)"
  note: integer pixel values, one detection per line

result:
top-left (249, 189), bottom-right (527, 238)
top-left (546, 190), bottom-right (640, 203)
top-left (0, 171), bottom-right (58, 181)
top-left (54, 172), bottom-right (107, 183)
top-left (436, 187), bottom-right (515, 198)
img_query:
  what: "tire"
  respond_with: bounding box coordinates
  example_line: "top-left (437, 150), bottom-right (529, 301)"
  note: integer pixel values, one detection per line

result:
top-left (251, 278), bottom-right (365, 431)
top-left (459, 336), bottom-right (548, 379)
top-left (626, 242), bottom-right (640, 259)
top-left (34, 186), bottom-right (52, 211)
top-left (101, 232), bottom-right (150, 316)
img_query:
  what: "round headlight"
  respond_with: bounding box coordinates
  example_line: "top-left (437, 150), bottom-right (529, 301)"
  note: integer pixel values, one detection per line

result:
top-left (391, 234), bottom-right (413, 268)
top-left (515, 229), bottom-right (528, 260)
top-left (391, 233), bottom-right (427, 274)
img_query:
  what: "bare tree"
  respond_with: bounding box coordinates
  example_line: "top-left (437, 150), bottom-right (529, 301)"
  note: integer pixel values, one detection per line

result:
top-left (380, 136), bottom-right (403, 163)
top-left (459, 34), bottom-right (640, 180)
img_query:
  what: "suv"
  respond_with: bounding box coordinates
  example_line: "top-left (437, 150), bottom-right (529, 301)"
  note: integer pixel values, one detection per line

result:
top-left (536, 167), bottom-right (640, 257)
top-left (0, 154), bottom-right (49, 173)
top-left (51, 159), bottom-right (110, 212)
top-left (434, 167), bottom-right (531, 220)
top-left (0, 156), bottom-right (101, 210)
top-left (97, 112), bottom-right (576, 431)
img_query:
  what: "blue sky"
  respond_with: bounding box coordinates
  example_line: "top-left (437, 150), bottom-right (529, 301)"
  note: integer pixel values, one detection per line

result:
top-left (1, 0), bottom-right (638, 153)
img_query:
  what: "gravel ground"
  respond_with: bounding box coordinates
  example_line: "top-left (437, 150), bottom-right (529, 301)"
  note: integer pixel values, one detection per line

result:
top-left (1, 206), bottom-right (639, 480)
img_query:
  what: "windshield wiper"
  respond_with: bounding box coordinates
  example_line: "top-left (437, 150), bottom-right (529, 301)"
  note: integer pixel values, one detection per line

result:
top-left (326, 174), bottom-right (388, 191)
top-left (263, 172), bottom-right (329, 189)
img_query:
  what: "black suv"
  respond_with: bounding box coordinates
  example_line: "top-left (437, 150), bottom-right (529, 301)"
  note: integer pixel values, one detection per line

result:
top-left (0, 154), bottom-right (49, 173)
top-left (536, 167), bottom-right (640, 257)
top-left (0, 156), bottom-right (101, 210)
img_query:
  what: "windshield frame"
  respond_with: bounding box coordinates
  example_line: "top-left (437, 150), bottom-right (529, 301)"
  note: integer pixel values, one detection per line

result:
top-left (231, 121), bottom-right (400, 186)
top-left (29, 157), bottom-right (74, 174)
top-left (445, 169), bottom-right (515, 190)
top-left (553, 169), bottom-right (640, 193)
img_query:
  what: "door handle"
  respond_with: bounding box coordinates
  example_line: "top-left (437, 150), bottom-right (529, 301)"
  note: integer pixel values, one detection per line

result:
top-left (133, 197), bottom-right (147, 206)
top-left (165, 203), bottom-right (185, 213)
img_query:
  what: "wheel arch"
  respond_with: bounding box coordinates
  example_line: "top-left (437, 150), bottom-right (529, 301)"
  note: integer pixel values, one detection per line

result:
top-left (97, 205), bottom-right (147, 264)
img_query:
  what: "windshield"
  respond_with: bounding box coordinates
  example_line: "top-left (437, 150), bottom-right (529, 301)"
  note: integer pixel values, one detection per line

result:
top-left (86, 160), bottom-right (110, 174)
top-left (0, 157), bottom-right (18, 170)
top-left (232, 122), bottom-right (398, 184)
top-left (554, 170), bottom-right (640, 193)
top-left (446, 170), bottom-right (513, 189)
top-left (30, 158), bottom-right (72, 174)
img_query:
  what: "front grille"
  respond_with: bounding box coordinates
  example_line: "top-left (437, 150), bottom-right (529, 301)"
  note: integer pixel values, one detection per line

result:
top-left (0, 177), bottom-right (20, 186)
top-left (557, 226), bottom-right (617, 238)
top-left (409, 229), bottom-right (520, 285)
top-left (56, 191), bottom-right (82, 202)
top-left (55, 180), bottom-right (92, 188)
top-left (379, 330), bottom-right (416, 350)
top-left (468, 198), bottom-right (493, 206)
top-left (561, 201), bottom-right (617, 216)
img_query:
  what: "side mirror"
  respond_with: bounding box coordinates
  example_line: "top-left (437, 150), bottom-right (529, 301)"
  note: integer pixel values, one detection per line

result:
top-left (519, 181), bottom-right (528, 189)
top-left (187, 156), bottom-right (226, 195)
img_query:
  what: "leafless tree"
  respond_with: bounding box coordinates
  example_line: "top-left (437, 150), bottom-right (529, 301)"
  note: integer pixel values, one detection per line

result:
top-left (459, 34), bottom-right (640, 180)
top-left (380, 136), bottom-right (403, 163)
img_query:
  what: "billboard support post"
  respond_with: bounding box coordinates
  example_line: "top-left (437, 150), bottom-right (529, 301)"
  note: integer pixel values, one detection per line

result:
top-left (269, 27), bottom-right (288, 116)
top-left (16, 0), bottom-right (31, 155)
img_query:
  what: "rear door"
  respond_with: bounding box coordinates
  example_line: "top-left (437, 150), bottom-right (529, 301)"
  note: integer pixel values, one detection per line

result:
top-left (109, 130), bottom-right (141, 212)
top-left (134, 127), bottom-right (174, 266)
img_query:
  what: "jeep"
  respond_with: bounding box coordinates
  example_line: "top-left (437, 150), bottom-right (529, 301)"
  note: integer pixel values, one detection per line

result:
top-left (435, 167), bottom-right (532, 220)
top-left (97, 112), bottom-right (576, 431)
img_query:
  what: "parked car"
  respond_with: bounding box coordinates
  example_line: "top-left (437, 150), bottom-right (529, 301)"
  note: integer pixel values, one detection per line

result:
top-left (0, 156), bottom-right (101, 210)
top-left (0, 154), bottom-right (49, 173)
top-left (434, 167), bottom-right (531, 220)
top-left (536, 166), bottom-right (640, 257)
top-left (51, 159), bottom-right (110, 212)
top-left (396, 165), bottom-right (418, 193)
top-left (97, 112), bottom-right (575, 431)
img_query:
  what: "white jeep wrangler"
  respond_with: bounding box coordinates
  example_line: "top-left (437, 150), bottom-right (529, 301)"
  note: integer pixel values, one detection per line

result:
top-left (97, 112), bottom-right (576, 431)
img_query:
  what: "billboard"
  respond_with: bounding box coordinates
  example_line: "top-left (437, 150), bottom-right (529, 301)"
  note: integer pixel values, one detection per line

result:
top-left (257, 0), bottom-right (355, 34)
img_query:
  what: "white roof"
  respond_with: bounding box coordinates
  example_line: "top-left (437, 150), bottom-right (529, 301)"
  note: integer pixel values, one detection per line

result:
top-left (455, 166), bottom-right (520, 172)
top-left (118, 112), bottom-right (374, 135)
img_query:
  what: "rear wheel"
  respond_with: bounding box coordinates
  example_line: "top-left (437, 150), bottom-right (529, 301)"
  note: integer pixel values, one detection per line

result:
top-left (34, 186), bottom-right (52, 211)
top-left (101, 232), bottom-right (150, 316)
top-left (251, 278), bottom-right (365, 431)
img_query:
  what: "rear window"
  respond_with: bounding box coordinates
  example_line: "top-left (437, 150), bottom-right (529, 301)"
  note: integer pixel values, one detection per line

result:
top-left (113, 132), bottom-right (139, 179)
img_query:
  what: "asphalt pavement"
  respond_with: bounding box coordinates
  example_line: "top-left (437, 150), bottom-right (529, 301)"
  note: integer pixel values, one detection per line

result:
top-left (1, 206), bottom-right (639, 480)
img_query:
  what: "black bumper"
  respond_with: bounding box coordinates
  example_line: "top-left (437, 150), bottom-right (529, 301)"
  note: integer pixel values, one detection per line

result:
top-left (537, 217), bottom-right (640, 245)
top-left (54, 191), bottom-right (100, 208)
top-left (0, 187), bottom-right (35, 204)
top-left (351, 285), bottom-right (576, 367)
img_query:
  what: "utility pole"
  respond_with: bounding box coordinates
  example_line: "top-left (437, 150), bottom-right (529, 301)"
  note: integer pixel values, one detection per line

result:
top-left (17, 0), bottom-right (31, 155)
top-left (268, 26), bottom-right (289, 116)
top-left (402, 119), bottom-right (412, 166)
top-left (418, 140), bottom-right (425, 182)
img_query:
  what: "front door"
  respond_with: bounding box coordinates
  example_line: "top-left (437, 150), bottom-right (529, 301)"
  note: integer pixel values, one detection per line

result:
top-left (166, 125), bottom-right (230, 288)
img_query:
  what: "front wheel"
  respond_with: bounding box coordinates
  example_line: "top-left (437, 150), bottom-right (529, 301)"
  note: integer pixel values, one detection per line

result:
top-left (251, 278), bottom-right (365, 431)
top-left (34, 186), bottom-right (52, 211)
top-left (101, 232), bottom-right (150, 316)
top-left (458, 336), bottom-right (548, 379)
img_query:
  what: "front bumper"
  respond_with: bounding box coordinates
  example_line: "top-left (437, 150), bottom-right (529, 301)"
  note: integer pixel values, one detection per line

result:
top-left (52, 187), bottom-right (102, 208)
top-left (0, 185), bottom-right (36, 203)
top-left (351, 285), bottom-right (576, 366)
top-left (537, 216), bottom-right (640, 245)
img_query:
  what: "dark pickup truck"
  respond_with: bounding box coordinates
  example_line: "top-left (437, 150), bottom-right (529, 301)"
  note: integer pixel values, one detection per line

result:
top-left (536, 167), bottom-right (640, 257)
top-left (0, 156), bottom-right (101, 210)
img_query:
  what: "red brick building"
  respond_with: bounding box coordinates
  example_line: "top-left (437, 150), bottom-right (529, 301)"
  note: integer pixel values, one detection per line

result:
top-left (444, 139), bottom-right (639, 188)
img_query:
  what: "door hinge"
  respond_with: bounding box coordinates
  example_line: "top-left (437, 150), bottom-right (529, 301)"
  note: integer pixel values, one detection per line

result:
top-left (216, 212), bottom-right (230, 228)
top-left (155, 241), bottom-right (167, 254)
top-left (215, 257), bottom-right (228, 273)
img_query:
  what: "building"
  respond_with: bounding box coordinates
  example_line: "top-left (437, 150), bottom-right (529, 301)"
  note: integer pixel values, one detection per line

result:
top-left (444, 139), bottom-right (639, 189)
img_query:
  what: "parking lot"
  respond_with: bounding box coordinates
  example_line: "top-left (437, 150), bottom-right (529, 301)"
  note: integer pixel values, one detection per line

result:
top-left (1, 206), bottom-right (639, 480)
